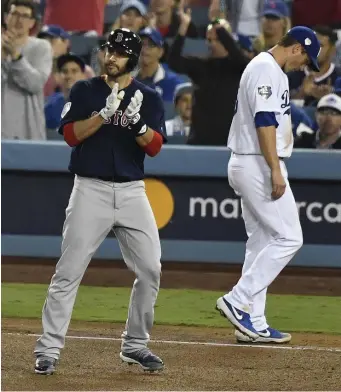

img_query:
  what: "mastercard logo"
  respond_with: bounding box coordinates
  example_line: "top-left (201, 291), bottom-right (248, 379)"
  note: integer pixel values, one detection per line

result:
top-left (144, 178), bottom-right (174, 229)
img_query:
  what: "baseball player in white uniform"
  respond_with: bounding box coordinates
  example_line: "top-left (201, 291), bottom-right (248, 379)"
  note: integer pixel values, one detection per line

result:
top-left (216, 26), bottom-right (321, 343)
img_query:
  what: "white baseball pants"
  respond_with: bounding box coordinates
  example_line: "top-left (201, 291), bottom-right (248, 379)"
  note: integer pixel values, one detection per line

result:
top-left (225, 154), bottom-right (303, 330)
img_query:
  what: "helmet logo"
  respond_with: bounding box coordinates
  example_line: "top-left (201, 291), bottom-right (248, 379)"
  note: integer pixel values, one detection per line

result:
top-left (115, 33), bottom-right (123, 43)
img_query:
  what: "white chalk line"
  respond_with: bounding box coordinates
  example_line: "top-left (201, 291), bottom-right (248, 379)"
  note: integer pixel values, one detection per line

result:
top-left (4, 332), bottom-right (341, 353)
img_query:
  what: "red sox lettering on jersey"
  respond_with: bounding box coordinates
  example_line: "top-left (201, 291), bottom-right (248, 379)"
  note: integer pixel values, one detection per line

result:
top-left (91, 110), bottom-right (130, 126)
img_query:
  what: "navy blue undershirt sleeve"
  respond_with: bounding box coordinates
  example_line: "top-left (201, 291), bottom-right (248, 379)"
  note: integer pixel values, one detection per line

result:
top-left (254, 111), bottom-right (279, 128)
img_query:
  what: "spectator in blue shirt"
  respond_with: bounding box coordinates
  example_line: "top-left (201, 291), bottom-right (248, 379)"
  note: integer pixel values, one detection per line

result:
top-left (290, 102), bottom-right (314, 137)
top-left (136, 27), bottom-right (185, 102)
top-left (235, 33), bottom-right (257, 59)
top-left (45, 53), bottom-right (86, 130)
top-left (334, 76), bottom-right (341, 97)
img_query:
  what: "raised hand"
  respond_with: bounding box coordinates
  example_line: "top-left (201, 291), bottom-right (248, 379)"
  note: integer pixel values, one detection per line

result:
top-left (178, 0), bottom-right (192, 36)
top-left (125, 89), bottom-right (143, 124)
top-left (100, 83), bottom-right (125, 121)
top-left (124, 90), bottom-right (148, 136)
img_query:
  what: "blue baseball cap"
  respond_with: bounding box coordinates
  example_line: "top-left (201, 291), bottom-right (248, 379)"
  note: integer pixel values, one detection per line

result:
top-left (287, 26), bottom-right (321, 72)
top-left (38, 24), bottom-right (70, 40)
top-left (139, 27), bottom-right (164, 47)
top-left (334, 77), bottom-right (341, 95)
top-left (237, 34), bottom-right (254, 52)
top-left (120, 0), bottom-right (147, 16)
top-left (262, 0), bottom-right (289, 18)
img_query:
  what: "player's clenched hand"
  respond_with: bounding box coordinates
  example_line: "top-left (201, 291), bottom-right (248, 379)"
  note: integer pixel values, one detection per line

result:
top-left (99, 83), bottom-right (125, 121)
top-left (271, 169), bottom-right (286, 200)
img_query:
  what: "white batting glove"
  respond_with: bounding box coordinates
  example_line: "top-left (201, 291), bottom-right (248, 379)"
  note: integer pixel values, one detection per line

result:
top-left (124, 90), bottom-right (147, 136)
top-left (99, 83), bottom-right (125, 121)
top-left (125, 90), bottom-right (143, 123)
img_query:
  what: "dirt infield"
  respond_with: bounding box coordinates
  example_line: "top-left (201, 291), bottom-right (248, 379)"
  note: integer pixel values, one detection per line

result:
top-left (2, 319), bottom-right (341, 391)
top-left (2, 256), bottom-right (341, 390)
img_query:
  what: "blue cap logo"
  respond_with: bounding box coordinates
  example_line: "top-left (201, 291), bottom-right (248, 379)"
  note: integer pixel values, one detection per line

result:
top-left (287, 26), bottom-right (321, 72)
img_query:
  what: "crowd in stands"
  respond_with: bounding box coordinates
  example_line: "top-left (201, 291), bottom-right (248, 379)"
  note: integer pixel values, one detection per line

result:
top-left (2, 0), bottom-right (341, 149)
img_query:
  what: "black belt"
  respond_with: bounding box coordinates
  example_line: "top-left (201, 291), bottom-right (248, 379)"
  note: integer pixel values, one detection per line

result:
top-left (79, 174), bottom-right (133, 183)
top-left (232, 153), bottom-right (285, 160)
top-left (94, 175), bottom-right (132, 183)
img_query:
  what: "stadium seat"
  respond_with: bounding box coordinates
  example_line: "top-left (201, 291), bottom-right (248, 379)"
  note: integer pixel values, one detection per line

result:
top-left (46, 128), bottom-right (64, 141)
top-left (70, 36), bottom-right (99, 57)
top-left (166, 135), bottom-right (187, 144)
top-left (166, 38), bottom-right (208, 57)
top-left (190, 6), bottom-right (209, 27)
top-left (163, 101), bottom-right (176, 120)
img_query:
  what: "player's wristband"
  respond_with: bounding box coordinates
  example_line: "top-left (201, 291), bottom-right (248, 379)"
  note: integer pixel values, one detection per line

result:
top-left (127, 113), bottom-right (147, 136)
top-left (99, 108), bottom-right (111, 121)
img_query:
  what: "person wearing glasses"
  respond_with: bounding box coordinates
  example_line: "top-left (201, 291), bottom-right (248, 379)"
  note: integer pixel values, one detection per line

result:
top-left (1, 0), bottom-right (52, 140)
top-left (294, 93), bottom-right (341, 149)
top-left (135, 27), bottom-right (185, 103)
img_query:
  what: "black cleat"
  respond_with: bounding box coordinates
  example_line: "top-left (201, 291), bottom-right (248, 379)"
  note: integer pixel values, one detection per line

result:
top-left (120, 349), bottom-right (164, 372)
top-left (34, 356), bottom-right (57, 375)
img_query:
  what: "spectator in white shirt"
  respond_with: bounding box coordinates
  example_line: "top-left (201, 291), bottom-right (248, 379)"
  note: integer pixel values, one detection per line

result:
top-left (166, 82), bottom-right (193, 137)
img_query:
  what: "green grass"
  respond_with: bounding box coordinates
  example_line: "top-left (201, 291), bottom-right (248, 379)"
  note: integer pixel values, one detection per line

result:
top-left (2, 283), bottom-right (341, 334)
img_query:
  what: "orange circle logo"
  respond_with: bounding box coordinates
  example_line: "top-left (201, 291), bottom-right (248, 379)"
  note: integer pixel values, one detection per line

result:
top-left (144, 179), bottom-right (174, 229)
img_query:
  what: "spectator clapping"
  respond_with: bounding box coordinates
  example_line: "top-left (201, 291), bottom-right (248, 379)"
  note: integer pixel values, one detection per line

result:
top-left (2, 0), bottom-right (52, 140)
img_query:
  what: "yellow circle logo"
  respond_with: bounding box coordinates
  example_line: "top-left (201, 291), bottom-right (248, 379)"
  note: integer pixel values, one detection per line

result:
top-left (144, 179), bottom-right (174, 229)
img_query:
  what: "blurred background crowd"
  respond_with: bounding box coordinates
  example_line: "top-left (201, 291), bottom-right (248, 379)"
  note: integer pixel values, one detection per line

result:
top-left (2, 0), bottom-right (341, 149)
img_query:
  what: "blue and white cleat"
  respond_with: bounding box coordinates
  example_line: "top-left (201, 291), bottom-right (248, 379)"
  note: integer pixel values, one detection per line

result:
top-left (216, 297), bottom-right (259, 339)
top-left (235, 327), bottom-right (292, 344)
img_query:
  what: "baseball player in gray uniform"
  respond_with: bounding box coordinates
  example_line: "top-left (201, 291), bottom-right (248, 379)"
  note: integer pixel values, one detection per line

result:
top-left (34, 29), bottom-right (167, 374)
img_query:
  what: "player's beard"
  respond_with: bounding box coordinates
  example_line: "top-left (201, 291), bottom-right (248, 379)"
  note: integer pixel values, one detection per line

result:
top-left (105, 62), bottom-right (129, 80)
